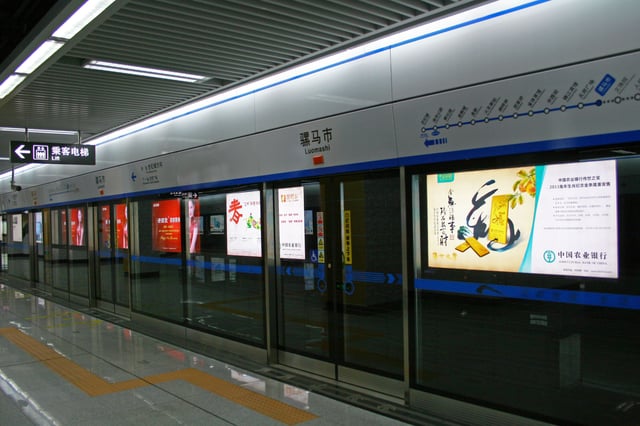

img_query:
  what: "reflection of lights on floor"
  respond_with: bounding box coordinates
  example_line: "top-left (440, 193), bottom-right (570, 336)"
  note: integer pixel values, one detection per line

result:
top-left (285, 384), bottom-right (310, 408)
top-left (229, 367), bottom-right (266, 393)
top-left (0, 369), bottom-right (59, 425)
top-left (1, 327), bottom-right (317, 424)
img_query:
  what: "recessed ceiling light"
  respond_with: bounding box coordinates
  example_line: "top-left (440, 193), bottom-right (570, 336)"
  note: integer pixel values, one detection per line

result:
top-left (83, 60), bottom-right (207, 83)
top-left (15, 40), bottom-right (65, 74)
top-left (0, 0), bottom-right (117, 100)
top-left (53, 0), bottom-right (117, 40)
top-left (0, 75), bottom-right (27, 99)
top-left (0, 127), bottom-right (78, 135)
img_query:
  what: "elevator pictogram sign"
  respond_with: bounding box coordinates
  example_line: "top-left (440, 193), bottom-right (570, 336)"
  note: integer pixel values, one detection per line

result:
top-left (11, 141), bottom-right (96, 165)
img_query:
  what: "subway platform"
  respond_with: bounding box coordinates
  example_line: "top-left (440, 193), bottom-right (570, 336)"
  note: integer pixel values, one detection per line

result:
top-left (0, 282), bottom-right (463, 426)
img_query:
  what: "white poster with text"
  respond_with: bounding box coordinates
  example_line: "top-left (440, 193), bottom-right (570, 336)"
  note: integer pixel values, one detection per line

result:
top-left (226, 191), bottom-right (262, 257)
top-left (278, 186), bottom-right (305, 260)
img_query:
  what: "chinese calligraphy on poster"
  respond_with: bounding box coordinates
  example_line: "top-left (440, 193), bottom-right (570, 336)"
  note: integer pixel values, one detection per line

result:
top-left (152, 200), bottom-right (181, 252)
top-left (226, 191), bottom-right (262, 257)
top-left (427, 160), bottom-right (617, 278)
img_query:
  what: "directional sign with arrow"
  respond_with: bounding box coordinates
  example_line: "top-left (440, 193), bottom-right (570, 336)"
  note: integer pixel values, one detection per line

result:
top-left (10, 141), bottom-right (96, 165)
top-left (13, 144), bottom-right (30, 160)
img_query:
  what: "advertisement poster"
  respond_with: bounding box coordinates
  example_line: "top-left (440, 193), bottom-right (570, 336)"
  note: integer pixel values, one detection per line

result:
top-left (12, 214), bottom-right (22, 242)
top-left (210, 214), bottom-right (225, 234)
top-left (152, 199), bottom-right (181, 252)
top-left (101, 206), bottom-right (111, 249)
top-left (278, 186), bottom-right (305, 260)
top-left (527, 160), bottom-right (618, 278)
top-left (226, 191), bottom-right (262, 257)
top-left (187, 199), bottom-right (201, 254)
top-left (211, 256), bottom-right (225, 282)
top-left (35, 212), bottom-right (43, 243)
top-left (426, 160), bottom-right (618, 279)
top-left (305, 210), bottom-right (313, 234)
top-left (115, 203), bottom-right (128, 249)
top-left (70, 207), bottom-right (85, 246)
top-left (61, 209), bottom-right (68, 245)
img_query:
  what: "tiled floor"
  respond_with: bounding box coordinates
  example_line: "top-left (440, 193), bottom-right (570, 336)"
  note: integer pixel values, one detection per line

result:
top-left (0, 284), bottom-right (411, 425)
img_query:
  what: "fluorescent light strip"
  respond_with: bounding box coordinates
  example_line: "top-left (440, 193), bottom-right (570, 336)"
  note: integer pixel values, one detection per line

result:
top-left (0, 0), bottom-right (116, 101)
top-left (15, 40), bottom-right (65, 74)
top-left (83, 60), bottom-right (206, 83)
top-left (26, 128), bottom-right (79, 135)
top-left (0, 127), bottom-right (78, 135)
top-left (0, 75), bottom-right (27, 99)
top-left (3, 164), bottom-right (43, 178)
top-left (86, 60), bottom-right (205, 80)
top-left (0, 164), bottom-right (42, 181)
top-left (53, 0), bottom-right (116, 40)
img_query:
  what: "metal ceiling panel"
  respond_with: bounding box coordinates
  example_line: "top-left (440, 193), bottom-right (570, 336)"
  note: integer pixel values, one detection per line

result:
top-left (0, 0), bottom-right (483, 177)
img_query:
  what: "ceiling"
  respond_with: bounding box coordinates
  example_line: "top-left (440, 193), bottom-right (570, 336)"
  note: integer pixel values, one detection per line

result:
top-left (0, 0), bottom-right (484, 178)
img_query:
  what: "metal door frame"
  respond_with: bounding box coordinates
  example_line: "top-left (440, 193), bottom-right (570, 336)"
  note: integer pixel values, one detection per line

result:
top-left (268, 174), bottom-right (406, 398)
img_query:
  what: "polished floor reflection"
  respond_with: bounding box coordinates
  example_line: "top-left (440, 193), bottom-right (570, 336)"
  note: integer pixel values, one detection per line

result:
top-left (0, 284), bottom-right (411, 426)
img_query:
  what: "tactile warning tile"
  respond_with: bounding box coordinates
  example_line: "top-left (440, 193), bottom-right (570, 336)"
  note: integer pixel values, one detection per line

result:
top-left (0, 327), bottom-right (317, 425)
top-left (0, 327), bottom-right (147, 396)
top-left (146, 368), bottom-right (317, 425)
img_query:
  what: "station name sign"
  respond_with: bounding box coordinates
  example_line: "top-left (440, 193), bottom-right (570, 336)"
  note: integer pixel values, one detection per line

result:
top-left (10, 141), bottom-right (96, 165)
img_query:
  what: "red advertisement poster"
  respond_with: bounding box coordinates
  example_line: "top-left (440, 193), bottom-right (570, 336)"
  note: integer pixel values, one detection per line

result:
top-left (60, 209), bottom-right (67, 245)
top-left (187, 199), bottom-right (201, 254)
top-left (152, 199), bottom-right (181, 252)
top-left (115, 203), bottom-right (128, 249)
top-left (101, 206), bottom-right (111, 249)
top-left (70, 207), bottom-right (85, 246)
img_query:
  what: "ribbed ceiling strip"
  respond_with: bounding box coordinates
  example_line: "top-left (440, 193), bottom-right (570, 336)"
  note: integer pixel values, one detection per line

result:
top-left (191, 0), bottom-right (356, 43)
top-left (136, 0), bottom-right (349, 47)
top-left (385, 0), bottom-right (435, 11)
top-left (119, 4), bottom-right (331, 51)
top-left (357, 0), bottom-right (429, 16)
top-left (81, 22), bottom-right (301, 65)
top-left (296, 0), bottom-right (405, 23)
top-left (229, 0), bottom-right (378, 33)
top-left (103, 12), bottom-right (317, 57)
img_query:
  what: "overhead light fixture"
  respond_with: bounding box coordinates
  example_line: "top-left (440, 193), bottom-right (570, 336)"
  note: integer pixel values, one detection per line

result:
top-left (0, 163), bottom-right (42, 181)
top-left (0, 75), bottom-right (27, 99)
top-left (15, 40), bottom-right (65, 74)
top-left (0, 0), bottom-right (116, 101)
top-left (83, 60), bottom-right (207, 83)
top-left (53, 0), bottom-right (116, 40)
top-left (0, 127), bottom-right (78, 135)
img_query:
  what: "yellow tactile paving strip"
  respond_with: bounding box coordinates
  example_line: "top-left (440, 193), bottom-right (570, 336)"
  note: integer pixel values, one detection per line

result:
top-left (0, 327), bottom-right (317, 425)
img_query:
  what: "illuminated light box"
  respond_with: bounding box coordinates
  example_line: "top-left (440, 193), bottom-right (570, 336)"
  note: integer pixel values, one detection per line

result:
top-left (427, 160), bottom-right (618, 279)
top-left (152, 199), bottom-right (182, 252)
top-left (226, 191), bottom-right (262, 257)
